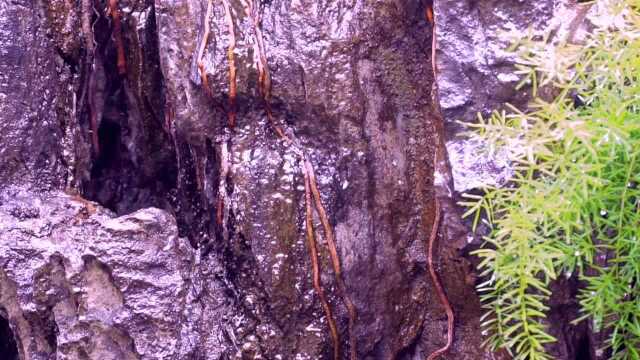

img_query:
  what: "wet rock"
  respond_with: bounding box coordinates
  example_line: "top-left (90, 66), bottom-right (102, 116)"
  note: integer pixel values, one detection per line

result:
top-left (156, 0), bottom-right (488, 358)
top-left (433, 0), bottom-right (556, 195)
top-left (434, 0), bottom-right (594, 194)
top-left (0, 187), bottom-right (230, 359)
top-left (42, 0), bottom-right (82, 61)
top-left (433, 0), bottom-right (555, 130)
top-left (0, 0), bottom-right (77, 190)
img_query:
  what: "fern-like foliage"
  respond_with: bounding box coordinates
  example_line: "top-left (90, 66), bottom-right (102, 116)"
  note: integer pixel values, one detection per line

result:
top-left (460, 1), bottom-right (640, 359)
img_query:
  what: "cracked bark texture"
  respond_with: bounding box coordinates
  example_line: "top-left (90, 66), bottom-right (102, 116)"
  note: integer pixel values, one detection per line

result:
top-left (0, 0), bottom-right (592, 359)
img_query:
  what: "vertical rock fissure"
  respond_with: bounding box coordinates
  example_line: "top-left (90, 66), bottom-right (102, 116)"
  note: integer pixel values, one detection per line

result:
top-left (77, 1), bottom-right (177, 218)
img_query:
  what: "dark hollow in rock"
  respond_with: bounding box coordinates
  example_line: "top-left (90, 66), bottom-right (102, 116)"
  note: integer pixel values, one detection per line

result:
top-left (0, 313), bottom-right (19, 360)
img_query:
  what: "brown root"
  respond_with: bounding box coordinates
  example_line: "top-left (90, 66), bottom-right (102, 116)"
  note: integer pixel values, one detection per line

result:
top-left (216, 197), bottom-right (224, 226)
top-left (424, 5), bottom-right (453, 358)
top-left (425, 200), bottom-right (454, 360)
top-left (243, 0), bottom-right (290, 142)
top-left (304, 158), bottom-right (358, 360)
top-left (264, 102), bottom-right (289, 141)
top-left (303, 167), bottom-right (341, 360)
top-left (108, 0), bottom-right (126, 75)
top-left (239, 1), bottom-right (355, 356)
top-left (221, 0), bottom-right (238, 129)
top-left (80, 0), bottom-right (99, 155)
top-left (197, 0), bottom-right (214, 97)
top-left (426, 5), bottom-right (437, 79)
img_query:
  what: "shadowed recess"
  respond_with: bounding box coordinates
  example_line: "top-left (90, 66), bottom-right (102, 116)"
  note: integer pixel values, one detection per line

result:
top-left (0, 313), bottom-right (18, 360)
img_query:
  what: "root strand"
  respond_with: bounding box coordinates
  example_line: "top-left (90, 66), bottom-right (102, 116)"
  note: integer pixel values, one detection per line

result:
top-left (305, 158), bottom-right (357, 360)
top-left (303, 169), bottom-right (341, 360)
top-left (221, 0), bottom-right (238, 128)
top-left (108, 0), bottom-right (126, 75)
top-left (197, 0), bottom-right (214, 97)
top-left (243, 0), bottom-right (289, 142)
top-left (425, 199), bottom-right (454, 360)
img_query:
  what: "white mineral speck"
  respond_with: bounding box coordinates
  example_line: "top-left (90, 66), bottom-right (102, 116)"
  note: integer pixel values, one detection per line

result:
top-left (305, 324), bottom-right (322, 332)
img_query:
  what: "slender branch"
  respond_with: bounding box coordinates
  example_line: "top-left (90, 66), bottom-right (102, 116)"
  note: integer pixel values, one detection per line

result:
top-left (425, 200), bottom-right (454, 360)
top-left (303, 168), bottom-right (341, 360)
top-left (108, 0), bottom-right (126, 75)
top-left (197, 0), bottom-right (214, 97)
top-left (305, 158), bottom-right (358, 360)
top-left (221, 0), bottom-right (238, 128)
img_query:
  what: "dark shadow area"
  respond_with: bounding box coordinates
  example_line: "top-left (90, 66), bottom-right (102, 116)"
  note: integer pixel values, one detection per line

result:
top-left (575, 335), bottom-right (592, 360)
top-left (81, 5), bottom-right (177, 217)
top-left (0, 314), bottom-right (19, 360)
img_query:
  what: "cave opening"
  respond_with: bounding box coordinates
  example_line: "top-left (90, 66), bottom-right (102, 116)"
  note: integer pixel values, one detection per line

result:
top-left (0, 314), bottom-right (19, 360)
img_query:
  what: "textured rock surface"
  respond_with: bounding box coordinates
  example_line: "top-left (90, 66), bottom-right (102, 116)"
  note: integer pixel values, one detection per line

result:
top-left (434, 0), bottom-right (556, 194)
top-left (0, 0), bottom-right (75, 190)
top-left (0, 0), bottom-right (596, 359)
top-left (433, 0), bottom-right (555, 130)
top-left (155, 0), bottom-right (489, 358)
top-left (0, 187), bottom-right (213, 359)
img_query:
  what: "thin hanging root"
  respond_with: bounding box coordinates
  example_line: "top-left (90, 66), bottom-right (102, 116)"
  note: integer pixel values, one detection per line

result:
top-left (264, 102), bottom-right (289, 141)
top-left (426, 4), bottom-right (437, 78)
top-left (216, 197), bottom-right (224, 225)
top-left (217, 141), bottom-right (230, 229)
top-left (89, 81), bottom-right (99, 154)
top-left (108, 0), bottom-right (126, 75)
top-left (244, 0), bottom-right (271, 99)
top-left (197, 0), bottom-right (214, 97)
top-left (303, 169), bottom-right (341, 360)
top-left (221, 0), bottom-right (237, 128)
top-left (242, 0), bottom-right (353, 355)
top-left (87, 54), bottom-right (99, 153)
top-left (304, 159), bottom-right (357, 360)
top-left (242, 0), bottom-right (290, 142)
top-left (86, 48), bottom-right (99, 154)
top-left (425, 199), bottom-right (454, 360)
top-left (80, 0), bottom-right (94, 54)
top-left (80, 0), bottom-right (99, 154)
top-left (425, 4), bottom-right (453, 358)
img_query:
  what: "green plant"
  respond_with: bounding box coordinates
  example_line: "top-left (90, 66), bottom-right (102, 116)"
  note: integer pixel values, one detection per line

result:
top-left (460, 1), bottom-right (640, 359)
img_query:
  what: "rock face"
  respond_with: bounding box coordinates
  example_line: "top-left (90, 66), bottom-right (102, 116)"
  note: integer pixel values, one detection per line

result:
top-left (434, 0), bottom-right (555, 131)
top-left (153, 0), bottom-right (486, 358)
top-left (434, 0), bottom-right (558, 194)
top-left (0, 0), bottom-right (75, 190)
top-left (0, 0), bottom-right (592, 359)
top-left (0, 188), bottom-right (206, 360)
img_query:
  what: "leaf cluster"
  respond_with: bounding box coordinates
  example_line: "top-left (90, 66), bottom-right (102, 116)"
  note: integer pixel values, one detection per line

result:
top-left (460, 1), bottom-right (640, 358)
